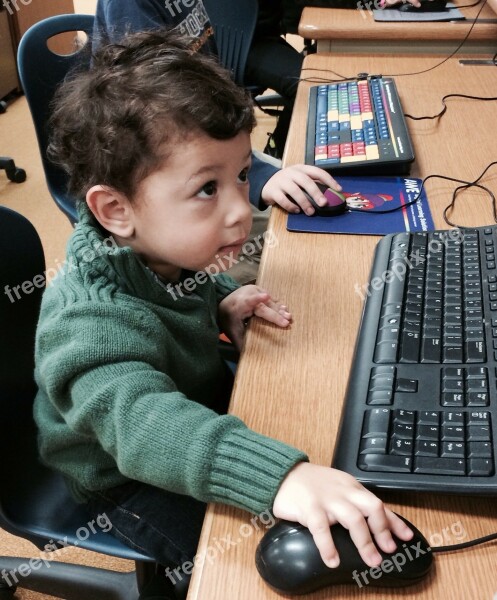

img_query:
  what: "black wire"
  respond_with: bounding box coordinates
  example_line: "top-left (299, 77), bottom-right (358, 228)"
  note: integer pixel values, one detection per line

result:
top-left (404, 93), bottom-right (497, 120)
top-left (443, 181), bottom-right (497, 226)
top-left (442, 160), bottom-right (497, 226)
top-left (432, 531), bottom-right (497, 552)
top-left (456, 0), bottom-right (484, 8)
top-left (344, 162), bottom-right (497, 225)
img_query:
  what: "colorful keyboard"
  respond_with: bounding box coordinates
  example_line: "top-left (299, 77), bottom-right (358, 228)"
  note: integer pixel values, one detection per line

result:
top-left (305, 76), bottom-right (415, 175)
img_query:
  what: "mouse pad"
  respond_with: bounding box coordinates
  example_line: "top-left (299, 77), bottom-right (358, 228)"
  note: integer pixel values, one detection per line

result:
top-left (287, 176), bottom-right (434, 235)
top-left (373, 3), bottom-right (464, 21)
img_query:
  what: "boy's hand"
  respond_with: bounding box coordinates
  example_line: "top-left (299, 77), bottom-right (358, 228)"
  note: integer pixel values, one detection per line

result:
top-left (218, 285), bottom-right (291, 351)
top-left (261, 165), bottom-right (341, 216)
top-left (272, 463), bottom-right (414, 569)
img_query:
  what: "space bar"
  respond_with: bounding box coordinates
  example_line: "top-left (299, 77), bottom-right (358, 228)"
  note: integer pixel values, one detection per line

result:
top-left (358, 454), bottom-right (412, 472)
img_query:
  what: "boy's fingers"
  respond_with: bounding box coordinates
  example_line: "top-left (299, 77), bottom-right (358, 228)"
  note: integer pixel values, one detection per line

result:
top-left (307, 516), bottom-right (340, 568)
top-left (254, 302), bottom-right (291, 327)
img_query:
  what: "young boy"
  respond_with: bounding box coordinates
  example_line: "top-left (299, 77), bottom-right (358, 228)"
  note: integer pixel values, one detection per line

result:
top-left (92, 0), bottom-right (338, 285)
top-left (34, 30), bottom-right (412, 600)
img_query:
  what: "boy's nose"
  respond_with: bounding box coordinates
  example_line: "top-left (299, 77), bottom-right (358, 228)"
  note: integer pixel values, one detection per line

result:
top-left (225, 190), bottom-right (253, 229)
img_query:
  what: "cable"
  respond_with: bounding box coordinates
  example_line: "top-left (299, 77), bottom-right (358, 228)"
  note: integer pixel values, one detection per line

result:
top-left (404, 93), bottom-right (497, 120)
top-left (432, 531), bottom-right (497, 552)
top-left (344, 162), bottom-right (497, 225)
top-left (442, 160), bottom-right (497, 226)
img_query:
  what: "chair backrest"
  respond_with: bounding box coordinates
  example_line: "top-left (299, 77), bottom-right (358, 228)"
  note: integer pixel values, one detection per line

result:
top-left (17, 14), bottom-right (94, 225)
top-left (0, 206), bottom-right (47, 536)
top-left (0, 206), bottom-right (149, 560)
top-left (203, 0), bottom-right (258, 86)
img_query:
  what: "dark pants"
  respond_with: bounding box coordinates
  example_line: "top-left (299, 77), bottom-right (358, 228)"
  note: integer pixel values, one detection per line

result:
top-left (87, 481), bottom-right (206, 596)
top-left (244, 36), bottom-right (303, 155)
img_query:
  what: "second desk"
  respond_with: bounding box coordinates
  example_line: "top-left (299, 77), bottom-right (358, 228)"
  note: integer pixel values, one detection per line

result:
top-left (299, 1), bottom-right (497, 54)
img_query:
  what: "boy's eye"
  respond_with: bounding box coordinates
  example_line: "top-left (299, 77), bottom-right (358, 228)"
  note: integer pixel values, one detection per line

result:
top-left (238, 168), bottom-right (249, 184)
top-left (197, 181), bottom-right (217, 198)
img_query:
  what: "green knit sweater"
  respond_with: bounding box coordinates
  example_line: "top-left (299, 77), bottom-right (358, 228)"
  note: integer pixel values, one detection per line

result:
top-left (34, 205), bottom-right (307, 514)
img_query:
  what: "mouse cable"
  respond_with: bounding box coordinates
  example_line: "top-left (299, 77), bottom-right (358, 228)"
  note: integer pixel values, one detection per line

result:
top-left (404, 93), bottom-right (497, 120)
top-left (442, 160), bottom-right (497, 227)
top-left (431, 531), bottom-right (497, 553)
top-left (457, 0), bottom-right (484, 9)
top-left (344, 174), bottom-right (482, 216)
top-left (345, 162), bottom-right (497, 224)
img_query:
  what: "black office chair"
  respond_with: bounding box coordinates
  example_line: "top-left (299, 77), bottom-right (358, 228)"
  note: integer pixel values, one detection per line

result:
top-left (203, 0), bottom-right (283, 113)
top-left (17, 14), bottom-right (95, 225)
top-left (0, 157), bottom-right (26, 183)
top-left (0, 206), bottom-right (157, 599)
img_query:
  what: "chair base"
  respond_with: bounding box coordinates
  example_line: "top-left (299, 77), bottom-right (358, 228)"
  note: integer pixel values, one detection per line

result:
top-left (0, 157), bottom-right (26, 183)
top-left (0, 556), bottom-right (156, 600)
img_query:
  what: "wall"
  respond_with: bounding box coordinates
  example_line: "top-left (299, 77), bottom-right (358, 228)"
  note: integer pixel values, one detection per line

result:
top-left (73, 0), bottom-right (97, 14)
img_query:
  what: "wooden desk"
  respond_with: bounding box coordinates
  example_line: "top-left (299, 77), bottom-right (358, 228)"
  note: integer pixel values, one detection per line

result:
top-left (299, 2), bottom-right (497, 53)
top-left (188, 53), bottom-right (497, 600)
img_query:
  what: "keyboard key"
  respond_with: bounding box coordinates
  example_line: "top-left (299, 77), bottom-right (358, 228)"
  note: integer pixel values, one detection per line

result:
top-left (468, 459), bottom-right (494, 476)
top-left (390, 438), bottom-right (414, 456)
top-left (468, 442), bottom-right (493, 458)
top-left (415, 441), bottom-right (439, 457)
top-left (358, 454), bottom-right (413, 472)
top-left (441, 442), bottom-right (465, 458)
top-left (360, 437), bottom-right (388, 454)
top-left (464, 341), bottom-right (486, 362)
top-left (362, 409), bottom-right (391, 437)
top-left (414, 457), bottom-right (466, 475)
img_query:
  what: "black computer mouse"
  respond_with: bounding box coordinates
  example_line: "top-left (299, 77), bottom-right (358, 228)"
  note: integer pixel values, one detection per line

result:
top-left (255, 515), bottom-right (433, 595)
top-left (399, 0), bottom-right (447, 11)
top-left (304, 183), bottom-right (348, 217)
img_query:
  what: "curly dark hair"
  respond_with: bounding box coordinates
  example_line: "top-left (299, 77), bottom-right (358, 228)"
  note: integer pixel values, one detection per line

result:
top-left (48, 29), bottom-right (256, 202)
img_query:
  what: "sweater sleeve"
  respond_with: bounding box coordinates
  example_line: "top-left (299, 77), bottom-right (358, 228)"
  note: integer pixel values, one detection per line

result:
top-left (249, 153), bottom-right (280, 210)
top-left (35, 296), bottom-right (307, 515)
top-left (212, 272), bottom-right (240, 303)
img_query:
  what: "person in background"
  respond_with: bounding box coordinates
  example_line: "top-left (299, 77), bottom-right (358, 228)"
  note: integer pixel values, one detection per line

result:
top-left (245, 0), bottom-right (304, 158)
top-left (93, 0), bottom-right (304, 159)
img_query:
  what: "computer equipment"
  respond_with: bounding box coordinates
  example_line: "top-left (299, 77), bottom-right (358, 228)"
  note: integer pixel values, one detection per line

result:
top-left (303, 183), bottom-right (348, 216)
top-left (332, 226), bottom-right (497, 494)
top-left (255, 515), bottom-right (433, 594)
top-left (399, 0), bottom-right (448, 11)
top-left (305, 76), bottom-right (415, 176)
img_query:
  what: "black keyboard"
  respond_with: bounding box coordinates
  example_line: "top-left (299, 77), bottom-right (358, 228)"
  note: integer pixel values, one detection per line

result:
top-left (333, 227), bottom-right (497, 494)
top-left (305, 76), bottom-right (415, 175)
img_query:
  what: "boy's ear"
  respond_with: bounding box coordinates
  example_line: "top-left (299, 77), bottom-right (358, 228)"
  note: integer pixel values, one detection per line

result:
top-left (86, 185), bottom-right (135, 238)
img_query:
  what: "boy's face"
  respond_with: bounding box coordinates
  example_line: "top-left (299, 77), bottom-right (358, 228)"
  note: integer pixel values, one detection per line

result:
top-left (124, 131), bottom-right (253, 281)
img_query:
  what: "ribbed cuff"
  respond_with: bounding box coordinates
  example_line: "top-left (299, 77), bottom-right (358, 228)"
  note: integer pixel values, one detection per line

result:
top-left (200, 419), bottom-right (308, 514)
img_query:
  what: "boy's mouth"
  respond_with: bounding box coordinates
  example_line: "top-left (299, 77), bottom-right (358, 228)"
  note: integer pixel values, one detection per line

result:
top-left (218, 238), bottom-right (246, 257)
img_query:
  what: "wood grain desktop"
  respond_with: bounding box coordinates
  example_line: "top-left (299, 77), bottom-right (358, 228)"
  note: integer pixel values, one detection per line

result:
top-left (187, 53), bottom-right (497, 600)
